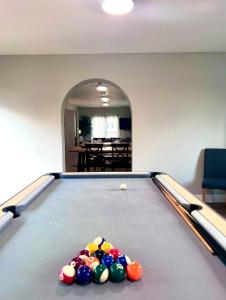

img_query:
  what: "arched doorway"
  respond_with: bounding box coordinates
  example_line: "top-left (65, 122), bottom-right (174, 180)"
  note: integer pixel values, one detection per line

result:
top-left (62, 79), bottom-right (132, 172)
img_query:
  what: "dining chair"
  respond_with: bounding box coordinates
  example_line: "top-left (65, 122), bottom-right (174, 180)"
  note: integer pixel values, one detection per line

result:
top-left (110, 143), bottom-right (131, 171)
top-left (84, 143), bottom-right (105, 172)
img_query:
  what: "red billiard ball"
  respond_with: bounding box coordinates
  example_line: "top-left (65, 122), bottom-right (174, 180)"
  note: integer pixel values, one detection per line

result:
top-left (109, 248), bottom-right (122, 260)
top-left (70, 257), bottom-right (85, 270)
top-left (59, 265), bottom-right (75, 284)
top-left (126, 261), bottom-right (143, 281)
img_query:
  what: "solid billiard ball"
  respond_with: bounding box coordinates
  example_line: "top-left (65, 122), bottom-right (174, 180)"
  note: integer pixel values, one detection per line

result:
top-left (70, 257), bottom-right (85, 270)
top-left (78, 249), bottom-right (90, 262)
top-left (116, 255), bottom-right (131, 268)
top-left (109, 248), bottom-right (122, 260)
top-left (101, 255), bottom-right (114, 269)
top-left (86, 243), bottom-right (99, 254)
top-left (93, 264), bottom-right (109, 284)
top-left (110, 263), bottom-right (125, 282)
top-left (59, 265), bottom-right (75, 284)
top-left (85, 257), bottom-right (100, 270)
top-left (93, 236), bottom-right (106, 248)
top-left (76, 266), bottom-right (93, 284)
top-left (93, 250), bottom-right (106, 261)
top-left (100, 242), bottom-right (113, 254)
top-left (126, 261), bottom-right (143, 281)
top-left (120, 183), bottom-right (127, 190)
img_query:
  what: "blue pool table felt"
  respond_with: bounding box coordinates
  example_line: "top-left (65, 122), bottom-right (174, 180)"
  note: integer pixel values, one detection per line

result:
top-left (0, 177), bottom-right (226, 300)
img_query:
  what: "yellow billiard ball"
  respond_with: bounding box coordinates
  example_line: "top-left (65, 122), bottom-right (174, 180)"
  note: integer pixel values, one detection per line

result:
top-left (100, 242), bottom-right (114, 254)
top-left (86, 243), bottom-right (99, 254)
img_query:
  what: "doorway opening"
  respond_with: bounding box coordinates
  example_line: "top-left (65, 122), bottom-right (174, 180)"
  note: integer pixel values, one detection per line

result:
top-left (62, 79), bottom-right (132, 172)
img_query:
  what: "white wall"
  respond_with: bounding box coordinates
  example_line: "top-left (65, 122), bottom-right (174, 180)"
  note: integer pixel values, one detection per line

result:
top-left (0, 53), bottom-right (226, 204)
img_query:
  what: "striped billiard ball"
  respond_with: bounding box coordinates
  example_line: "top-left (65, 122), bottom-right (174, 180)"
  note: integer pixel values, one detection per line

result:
top-left (93, 264), bottom-right (109, 284)
top-left (59, 265), bottom-right (75, 285)
top-left (70, 257), bottom-right (85, 270)
top-left (100, 242), bottom-right (113, 254)
top-left (116, 255), bottom-right (131, 268)
top-left (78, 250), bottom-right (90, 262)
top-left (93, 237), bottom-right (105, 248)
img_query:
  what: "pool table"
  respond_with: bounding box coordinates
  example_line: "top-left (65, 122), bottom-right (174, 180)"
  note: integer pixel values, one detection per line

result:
top-left (0, 172), bottom-right (226, 300)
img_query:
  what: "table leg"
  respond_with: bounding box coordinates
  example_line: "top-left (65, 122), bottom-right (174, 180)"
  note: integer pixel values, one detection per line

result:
top-left (77, 152), bottom-right (82, 172)
top-left (80, 152), bottom-right (85, 172)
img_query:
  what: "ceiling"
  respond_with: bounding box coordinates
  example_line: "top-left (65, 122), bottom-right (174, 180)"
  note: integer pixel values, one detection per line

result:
top-left (67, 81), bottom-right (130, 107)
top-left (0, 0), bottom-right (226, 55)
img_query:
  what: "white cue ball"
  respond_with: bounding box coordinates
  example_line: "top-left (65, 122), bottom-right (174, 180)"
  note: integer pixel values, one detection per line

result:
top-left (120, 183), bottom-right (127, 190)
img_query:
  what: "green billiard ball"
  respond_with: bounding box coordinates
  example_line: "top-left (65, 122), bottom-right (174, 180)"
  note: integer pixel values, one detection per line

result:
top-left (93, 264), bottom-right (109, 284)
top-left (110, 263), bottom-right (125, 283)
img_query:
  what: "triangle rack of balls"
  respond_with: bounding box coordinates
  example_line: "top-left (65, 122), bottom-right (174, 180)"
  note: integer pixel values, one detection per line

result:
top-left (59, 237), bottom-right (143, 285)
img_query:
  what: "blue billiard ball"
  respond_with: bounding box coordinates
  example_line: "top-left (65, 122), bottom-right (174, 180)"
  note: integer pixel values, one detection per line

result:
top-left (116, 255), bottom-right (131, 268)
top-left (101, 255), bottom-right (114, 269)
top-left (76, 266), bottom-right (93, 284)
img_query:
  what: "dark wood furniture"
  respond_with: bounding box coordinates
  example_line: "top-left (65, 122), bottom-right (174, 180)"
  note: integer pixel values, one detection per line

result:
top-left (84, 143), bottom-right (105, 172)
top-left (69, 143), bottom-right (132, 172)
top-left (108, 143), bottom-right (131, 171)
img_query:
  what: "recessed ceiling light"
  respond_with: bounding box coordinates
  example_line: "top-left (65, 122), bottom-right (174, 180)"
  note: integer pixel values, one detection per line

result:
top-left (101, 97), bottom-right (109, 102)
top-left (102, 0), bottom-right (134, 15)
top-left (102, 103), bottom-right (109, 107)
top-left (96, 83), bottom-right (108, 92)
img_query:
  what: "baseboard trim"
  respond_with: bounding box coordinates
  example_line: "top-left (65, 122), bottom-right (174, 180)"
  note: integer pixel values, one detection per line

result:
top-left (195, 193), bottom-right (226, 203)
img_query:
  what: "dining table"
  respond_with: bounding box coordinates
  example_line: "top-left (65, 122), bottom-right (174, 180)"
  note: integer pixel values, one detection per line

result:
top-left (69, 143), bottom-right (132, 171)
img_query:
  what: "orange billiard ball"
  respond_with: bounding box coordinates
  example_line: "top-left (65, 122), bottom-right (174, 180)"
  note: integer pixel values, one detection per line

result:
top-left (126, 261), bottom-right (143, 281)
top-left (85, 257), bottom-right (100, 270)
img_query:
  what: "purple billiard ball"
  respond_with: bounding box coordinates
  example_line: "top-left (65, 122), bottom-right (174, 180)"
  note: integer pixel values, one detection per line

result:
top-left (76, 266), bottom-right (93, 284)
top-left (78, 250), bottom-right (90, 262)
top-left (70, 257), bottom-right (85, 270)
top-left (101, 255), bottom-right (114, 269)
top-left (116, 255), bottom-right (131, 268)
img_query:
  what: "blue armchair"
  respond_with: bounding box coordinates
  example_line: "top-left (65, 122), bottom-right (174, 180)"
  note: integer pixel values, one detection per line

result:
top-left (202, 148), bottom-right (226, 201)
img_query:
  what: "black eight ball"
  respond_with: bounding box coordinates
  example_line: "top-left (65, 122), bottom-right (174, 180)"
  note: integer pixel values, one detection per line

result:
top-left (93, 250), bottom-right (106, 261)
